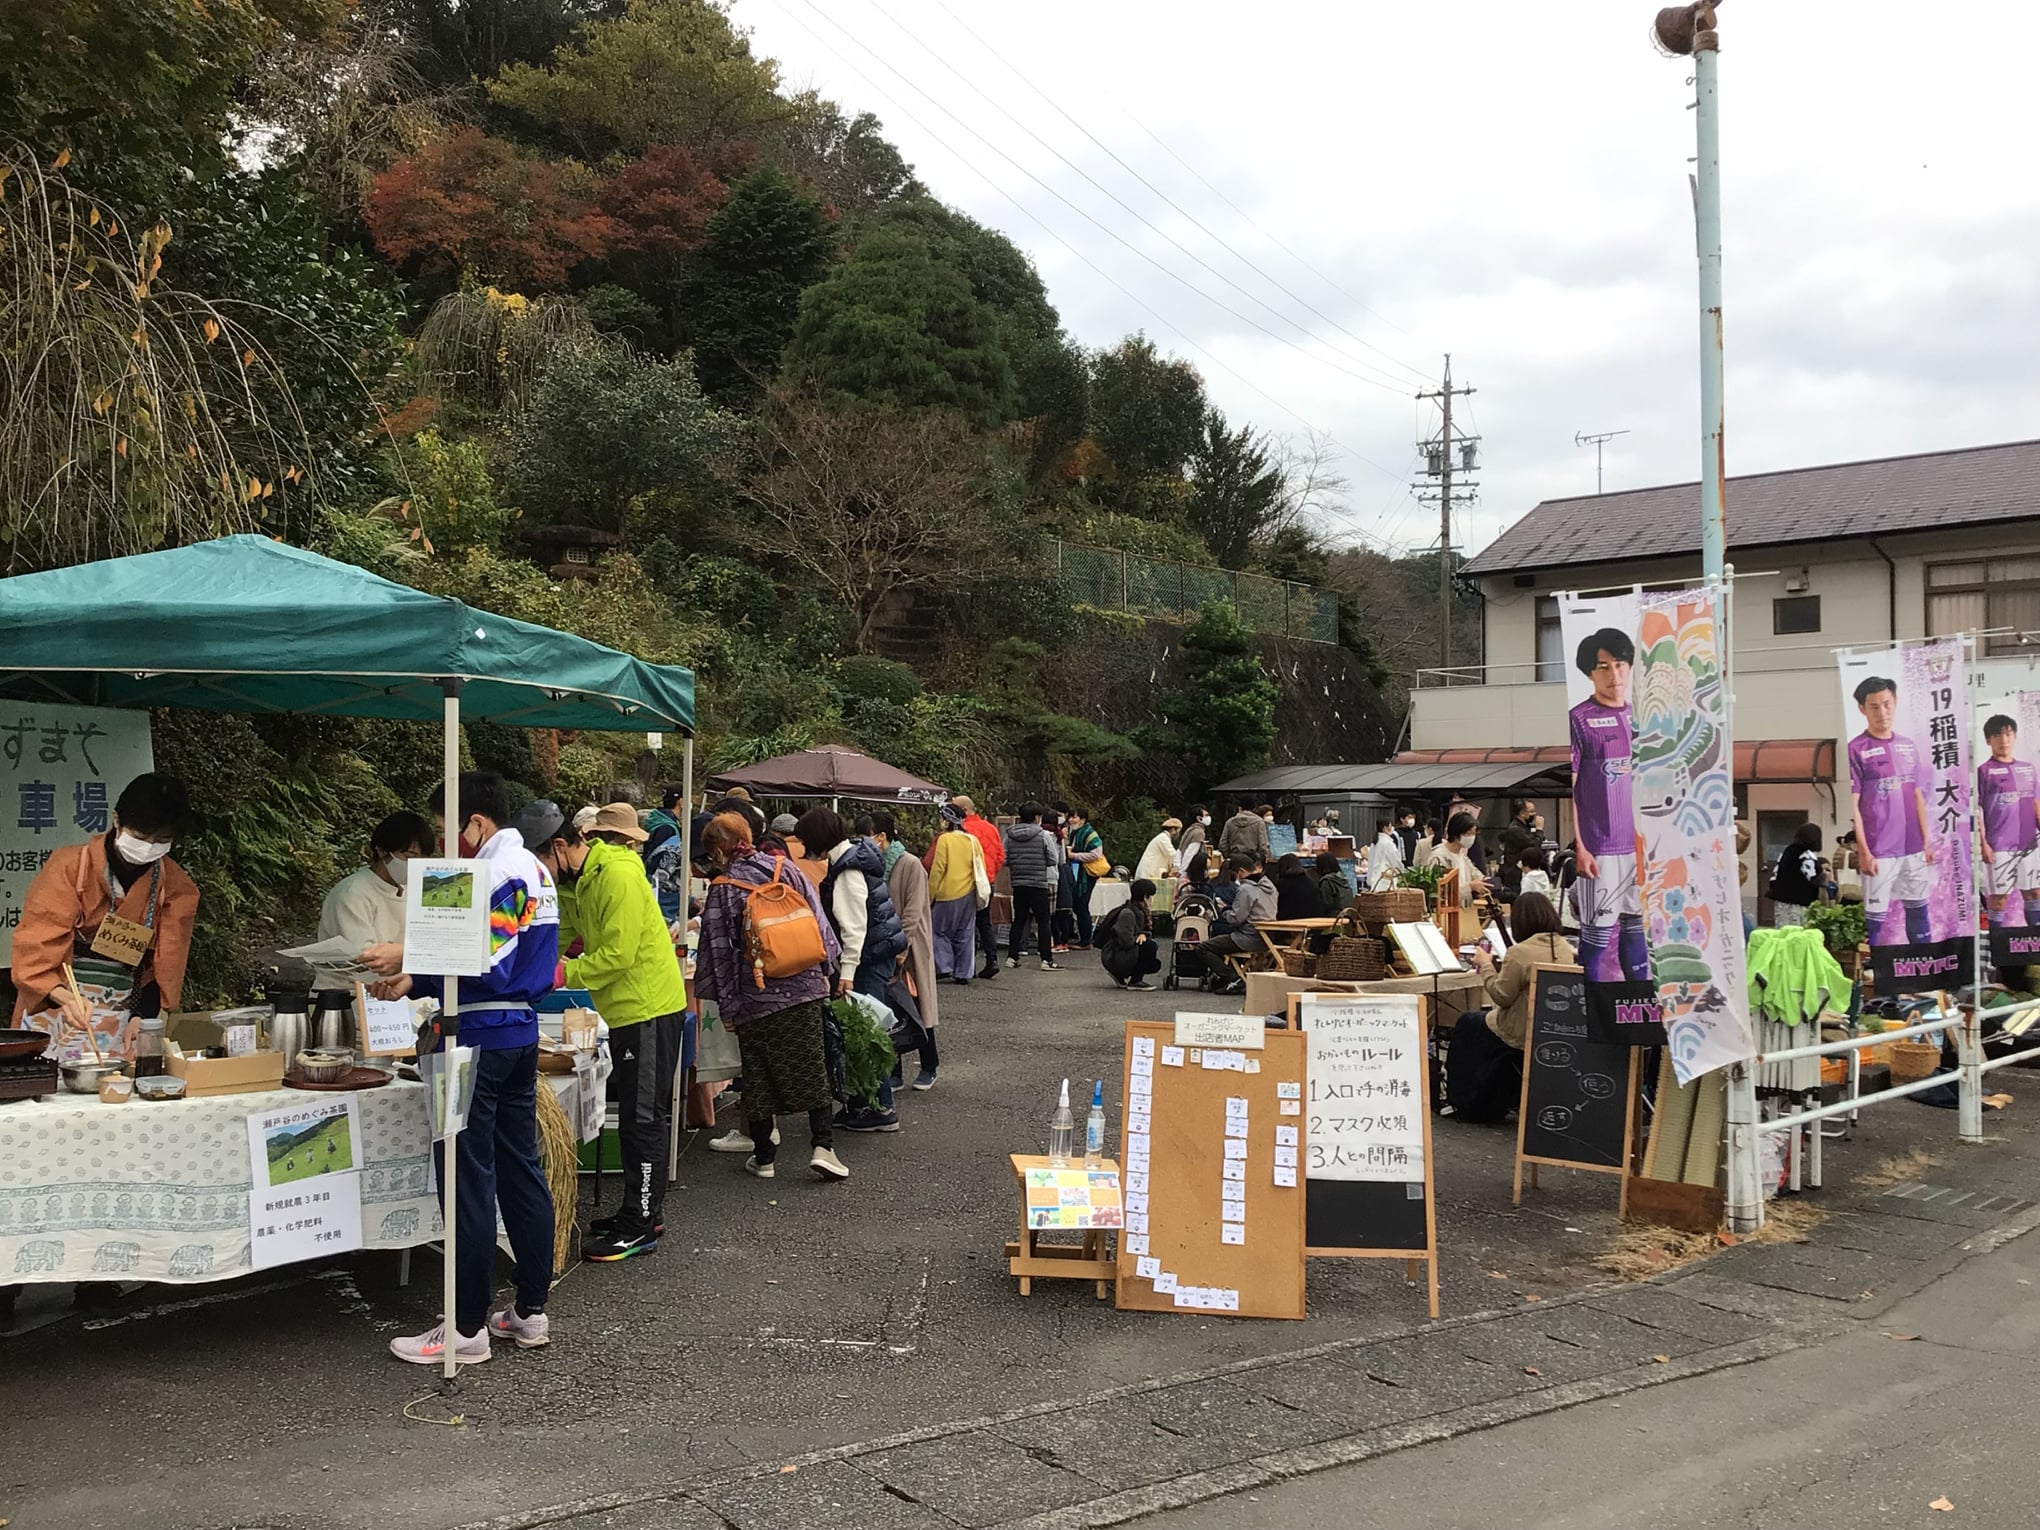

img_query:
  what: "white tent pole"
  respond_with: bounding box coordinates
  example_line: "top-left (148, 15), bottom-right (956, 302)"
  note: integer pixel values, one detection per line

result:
top-left (670, 733), bottom-right (694, 1182)
top-left (439, 680), bottom-right (463, 1384)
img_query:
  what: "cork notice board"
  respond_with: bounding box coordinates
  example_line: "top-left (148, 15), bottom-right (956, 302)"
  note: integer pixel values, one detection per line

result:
top-left (1112, 1019), bottom-right (1307, 1320)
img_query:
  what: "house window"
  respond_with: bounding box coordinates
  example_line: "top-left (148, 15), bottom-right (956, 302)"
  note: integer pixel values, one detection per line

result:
top-left (1773, 595), bottom-right (1821, 635)
top-left (1928, 558), bottom-right (2040, 655)
top-left (1534, 595), bottom-right (1563, 683)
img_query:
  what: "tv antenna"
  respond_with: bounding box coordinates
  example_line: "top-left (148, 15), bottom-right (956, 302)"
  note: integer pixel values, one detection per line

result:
top-left (1574, 429), bottom-right (1630, 494)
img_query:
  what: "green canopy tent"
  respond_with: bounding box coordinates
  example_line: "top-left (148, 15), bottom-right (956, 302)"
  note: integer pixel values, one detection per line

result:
top-left (0, 534), bottom-right (696, 1380)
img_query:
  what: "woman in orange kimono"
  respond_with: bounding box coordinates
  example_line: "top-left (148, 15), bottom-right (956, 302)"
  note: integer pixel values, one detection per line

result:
top-left (11, 773), bottom-right (200, 1056)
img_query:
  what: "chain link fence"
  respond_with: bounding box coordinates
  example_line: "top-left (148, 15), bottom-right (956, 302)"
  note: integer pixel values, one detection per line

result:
top-left (1052, 539), bottom-right (1339, 643)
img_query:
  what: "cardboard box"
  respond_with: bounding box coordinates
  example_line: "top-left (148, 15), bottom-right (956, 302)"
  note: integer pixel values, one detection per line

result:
top-left (165, 1013), bottom-right (287, 1097)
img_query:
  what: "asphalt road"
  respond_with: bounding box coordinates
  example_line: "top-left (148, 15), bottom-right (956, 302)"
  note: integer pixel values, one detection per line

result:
top-left (0, 953), bottom-right (2025, 1530)
top-left (1139, 1208), bottom-right (2040, 1529)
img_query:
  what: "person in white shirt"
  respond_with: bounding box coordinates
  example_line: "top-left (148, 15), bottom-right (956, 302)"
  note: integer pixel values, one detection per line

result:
top-left (1368, 822), bottom-right (1405, 889)
top-left (317, 811), bottom-right (436, 952)
top-left (1515, 847), bottom-right (1553, 900)
top-left (1137, 817), bottom-right (1182, 882)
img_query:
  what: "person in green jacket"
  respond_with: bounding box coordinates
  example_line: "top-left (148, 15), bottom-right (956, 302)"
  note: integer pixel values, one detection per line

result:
top-left (518, 799), bottom-right (686, 1263)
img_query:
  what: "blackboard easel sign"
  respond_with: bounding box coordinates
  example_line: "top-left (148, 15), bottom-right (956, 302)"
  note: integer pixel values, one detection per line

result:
top-left (1513, 964), bottom-right (1642, 1216)
top-left (1289, 991), bottom-right (1440, 1319)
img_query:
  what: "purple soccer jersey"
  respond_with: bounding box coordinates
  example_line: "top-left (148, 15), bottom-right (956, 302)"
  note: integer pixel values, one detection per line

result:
top-left (1570, 697), bottom-right (1635, 857)
top-left (1849, 731), bottom-right (1931, 860)
top-left (1979, 757), bottom-right (2040, 854)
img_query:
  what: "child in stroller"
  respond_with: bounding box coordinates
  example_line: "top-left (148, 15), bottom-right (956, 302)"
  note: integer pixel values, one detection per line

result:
top-left (1165, 888), bottom-right (1223, 991)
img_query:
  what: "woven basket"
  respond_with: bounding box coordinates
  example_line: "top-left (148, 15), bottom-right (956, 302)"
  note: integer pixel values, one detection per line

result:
top-left (1317, 935), bottom-right (1387, 982)
top-left (1888, 1039), bottom-right (1945, 1084)
top-left (1278, 949), bottom-right (1317, 977)
top-left (1355, 888), bottom-right (1429, 925)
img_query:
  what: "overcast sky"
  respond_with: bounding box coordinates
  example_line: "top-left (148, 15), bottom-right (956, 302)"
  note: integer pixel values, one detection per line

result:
top-left (735, 0), bottom-right (2040, 557)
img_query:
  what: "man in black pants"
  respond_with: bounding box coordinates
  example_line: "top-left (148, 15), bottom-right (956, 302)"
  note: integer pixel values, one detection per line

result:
top-left (1002, 802), bottom-right (1064, 971)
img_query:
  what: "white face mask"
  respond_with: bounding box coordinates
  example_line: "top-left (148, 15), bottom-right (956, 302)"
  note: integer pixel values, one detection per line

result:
top-left (115, 831), bottom-right (172, 865)
top-left (1199, 816), bottom-right (1210, 826)
top-left (385, 852), bottom-right (413, 876)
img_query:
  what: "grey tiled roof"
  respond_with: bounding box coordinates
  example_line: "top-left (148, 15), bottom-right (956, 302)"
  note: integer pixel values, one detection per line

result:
top-left (1464, 439), bottom-right (2040, 576)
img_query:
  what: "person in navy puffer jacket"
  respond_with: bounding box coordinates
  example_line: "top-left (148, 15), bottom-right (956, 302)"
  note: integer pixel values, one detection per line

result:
top-left (798, 807), bottom-right (910, 1133)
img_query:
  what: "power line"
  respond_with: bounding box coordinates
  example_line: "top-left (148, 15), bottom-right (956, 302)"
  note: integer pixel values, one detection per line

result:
top-left (756, 0), bottom-right (1413, 551)
top-left (787, 0), bottom-right (1413, 400)
top-left (913, 0), bottom-right (1432, 395)
top-left (1123, 111), bottom-right (1432, 374)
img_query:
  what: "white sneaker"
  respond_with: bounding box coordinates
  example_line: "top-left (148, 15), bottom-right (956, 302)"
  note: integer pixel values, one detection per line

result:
top-left (809, 1147), bottom-right (850, 1181)
top-left (744, 1155), bottom-right (776, 1179)
top-left (486, 1301), bottom-right (551, 1349)
top-left (1006, 957), bottom-right (1020, 969)
top-left (711, 1126), bottom-right (774, 1153)
top-left (390, 1322), bottom-right (490, 1367)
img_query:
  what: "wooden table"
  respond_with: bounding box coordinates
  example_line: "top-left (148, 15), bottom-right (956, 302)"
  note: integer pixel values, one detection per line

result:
top-left (1255, 917), bottom-right (1339, 964)
top-left (1005, 1154), bottom-right (1119, 1298)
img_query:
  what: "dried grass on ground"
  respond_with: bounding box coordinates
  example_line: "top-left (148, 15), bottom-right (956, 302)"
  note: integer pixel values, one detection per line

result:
top-left (1593, 1194), bottom-right (1830, 1282)
top-left (1854, 1146), bottom-right (1944, 1191)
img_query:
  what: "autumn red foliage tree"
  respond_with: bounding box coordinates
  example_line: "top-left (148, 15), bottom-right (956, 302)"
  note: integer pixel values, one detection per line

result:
top-left (365, 126), bottom-right (618, 289)
top-left (597, 143), bottom-right (726, 259)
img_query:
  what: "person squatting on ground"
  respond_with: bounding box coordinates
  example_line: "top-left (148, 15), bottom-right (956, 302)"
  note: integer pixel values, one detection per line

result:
top-left (1096, 878), bottom-right (1162, 990)
top-left (1569, 627), bottom-right (1648, 983)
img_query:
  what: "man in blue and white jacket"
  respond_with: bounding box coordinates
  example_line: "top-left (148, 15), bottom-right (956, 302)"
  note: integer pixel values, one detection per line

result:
top-left (364, 771), bottom-right (560, 1368)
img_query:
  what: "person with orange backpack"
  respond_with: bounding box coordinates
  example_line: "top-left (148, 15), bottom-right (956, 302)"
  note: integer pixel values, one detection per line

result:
top-left (692, 811), bottom-right (850, 1182)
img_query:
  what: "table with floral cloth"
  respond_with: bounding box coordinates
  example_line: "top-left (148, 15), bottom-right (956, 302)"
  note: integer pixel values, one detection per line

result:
top-left (0, 1054), bottom-right (609, 1285)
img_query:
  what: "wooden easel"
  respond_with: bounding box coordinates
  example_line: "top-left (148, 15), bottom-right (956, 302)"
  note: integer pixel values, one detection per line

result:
top-left (1291, 992), bottom-right (1442, 1319)
top-left (1511, 965), bottom-right (1644, 1215)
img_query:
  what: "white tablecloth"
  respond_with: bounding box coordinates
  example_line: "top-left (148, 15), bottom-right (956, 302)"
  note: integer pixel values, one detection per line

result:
top-left (0, 1081), bottom-right (441, 1284)
top-left (0, 1055), bottom-right (609, 1285)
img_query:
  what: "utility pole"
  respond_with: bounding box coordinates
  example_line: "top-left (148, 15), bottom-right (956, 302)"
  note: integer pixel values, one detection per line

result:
top-left (1415, 354), bottom-right (1477, 671)
top-left (1574, 428), bottom-right (1630, 494)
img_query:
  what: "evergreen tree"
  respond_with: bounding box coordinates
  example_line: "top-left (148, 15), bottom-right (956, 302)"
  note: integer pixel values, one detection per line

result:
top-left (679, 167), bottom-right (836, 403)
top-left (781, 230), bottom-right (1016, 426)
top-left (1143, 602), bottom-right (1279, 794)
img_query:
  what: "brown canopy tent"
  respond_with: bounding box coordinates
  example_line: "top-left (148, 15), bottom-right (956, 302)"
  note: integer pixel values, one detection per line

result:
top-left (707, 744), bottom-right (946, 807)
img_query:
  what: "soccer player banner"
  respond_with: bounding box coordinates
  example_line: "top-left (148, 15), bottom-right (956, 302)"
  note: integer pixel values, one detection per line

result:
top-left (1558, 589), bottom-right (1667, 1047)
top-left (1973, 690), bottom-right (2040, 971)
top-left (1631, 586), bottom-right (1752, 1082)
top-left (1837, 641), bottom-right (1974, 994)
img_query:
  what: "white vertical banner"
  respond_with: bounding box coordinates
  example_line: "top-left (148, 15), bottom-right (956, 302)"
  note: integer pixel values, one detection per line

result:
top-left (1839, 640), bottom-right (1974, 993)
top-left (1631, 586), bottom-right (1752, 1081)
top-left (0, 702), bottom-right (153, 963)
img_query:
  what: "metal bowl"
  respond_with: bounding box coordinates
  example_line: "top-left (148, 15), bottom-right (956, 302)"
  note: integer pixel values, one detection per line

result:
top-left (133, 1074), bottom-right (187, 1102)
top-left (60, 1057), bottom-right (129, 1094)
top-left (295, 1047), bottom-right (354, 1085)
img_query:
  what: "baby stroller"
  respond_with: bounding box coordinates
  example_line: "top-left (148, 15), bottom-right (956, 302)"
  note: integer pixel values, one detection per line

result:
top-left (1164, 890), bottom-right (1222, 991)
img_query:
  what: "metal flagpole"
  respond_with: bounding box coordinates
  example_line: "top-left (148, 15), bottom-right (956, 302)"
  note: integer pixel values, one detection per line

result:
top-left (670, 733), bottom-right (694, 1181)
top-left (1959, 634), bottom-right (1985, 1144)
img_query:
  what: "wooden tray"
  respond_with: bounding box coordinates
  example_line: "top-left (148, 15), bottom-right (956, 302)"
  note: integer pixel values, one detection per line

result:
top-left (285, 1066), bottom-right (395, 1091)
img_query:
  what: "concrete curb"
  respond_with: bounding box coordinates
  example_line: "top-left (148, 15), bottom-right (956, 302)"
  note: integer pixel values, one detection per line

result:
top-left (449, 1197), bottom-right (2040, 1530)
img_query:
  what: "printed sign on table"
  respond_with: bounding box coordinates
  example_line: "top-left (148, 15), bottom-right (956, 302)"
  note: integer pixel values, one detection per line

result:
top-left (1839, 642), bottom-right (1974, 993)
top-left (0, 702), bottom-right (153, 964)
top-left (1023, 1167), bottom-right (1124, 1229)
top-left (245, 1095), bottom-right (365, 1270)
top-left (1973, 690), bottom-right (2040, 970)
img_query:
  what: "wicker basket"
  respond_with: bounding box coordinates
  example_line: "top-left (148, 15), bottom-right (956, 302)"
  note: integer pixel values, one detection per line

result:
top-left (1888, 1039), bottom-right (1945, 1084)
top-left (1355, 888), bottom-right (1429, 925)
top-left (1317, 935), bottom-right (1387, 982)
top-left (1278, 949), bottom-right (1317, 977)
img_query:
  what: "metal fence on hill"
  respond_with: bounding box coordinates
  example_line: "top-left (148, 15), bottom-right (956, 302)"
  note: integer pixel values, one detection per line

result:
top-left (1052, 539), bottom-right (1339, 643)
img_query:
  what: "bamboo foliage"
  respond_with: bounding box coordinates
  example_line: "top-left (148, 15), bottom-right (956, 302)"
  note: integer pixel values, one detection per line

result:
top-left (0, 143), bottom-right (314, 571)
